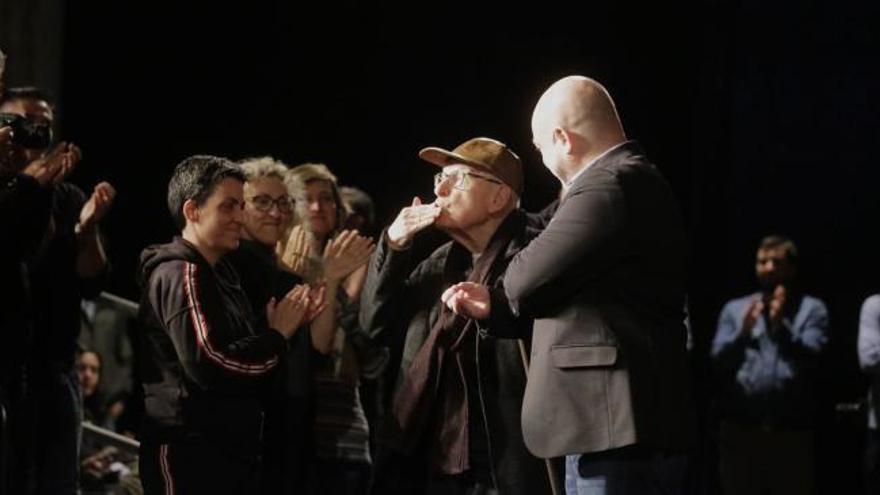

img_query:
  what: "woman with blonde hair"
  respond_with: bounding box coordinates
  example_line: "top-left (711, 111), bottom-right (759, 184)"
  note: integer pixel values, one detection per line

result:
top-left (282, 163), bottom-right (384, 495)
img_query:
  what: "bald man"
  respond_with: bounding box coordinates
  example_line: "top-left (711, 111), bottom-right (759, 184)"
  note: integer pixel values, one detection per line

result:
top-left (444, 76), bottom-right (692, 494)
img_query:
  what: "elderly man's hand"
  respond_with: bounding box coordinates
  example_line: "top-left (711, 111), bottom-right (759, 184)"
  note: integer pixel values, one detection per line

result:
top-left (442, 282), bottom-right (491, 320)
top-left (387, 196), bottom-right (440, 250)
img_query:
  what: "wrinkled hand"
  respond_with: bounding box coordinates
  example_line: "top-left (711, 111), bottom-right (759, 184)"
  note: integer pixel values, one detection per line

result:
top-left (21, 142), bottom-right (81, 186)
top-left (279, 225), bottom-right (312, 276)
top-left (441, 282), bottom-right (491, 320)
top-left (266, 284), bottom-right (311, 338)
top-left (387, 196), bottom-right (440, 250)
top-left (322, 229), bottom-right (374, 282)
top-left (78, 181), bottom-right (116, 233)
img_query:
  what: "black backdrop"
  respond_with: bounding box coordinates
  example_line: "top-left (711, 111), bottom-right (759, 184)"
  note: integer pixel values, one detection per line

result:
top-left (54, 1), bottom-right (878, 492)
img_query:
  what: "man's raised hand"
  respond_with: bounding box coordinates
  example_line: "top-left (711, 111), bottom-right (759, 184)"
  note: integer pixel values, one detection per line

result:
top-left (386, 197), bottom-right (440, 250)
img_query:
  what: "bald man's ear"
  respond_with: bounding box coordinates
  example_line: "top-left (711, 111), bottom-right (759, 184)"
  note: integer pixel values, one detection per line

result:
top-left (552, 127), bottom-right (574, 155)
top-left (183, 199), bottom-right (200, 224)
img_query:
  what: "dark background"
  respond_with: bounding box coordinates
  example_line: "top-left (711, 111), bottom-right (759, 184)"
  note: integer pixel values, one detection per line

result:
top-left (3, 0), bottom-right (879, 492)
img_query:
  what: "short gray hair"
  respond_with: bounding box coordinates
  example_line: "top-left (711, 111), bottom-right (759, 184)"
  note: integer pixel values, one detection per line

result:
top-left (238, 156), bottom-right (288, 182)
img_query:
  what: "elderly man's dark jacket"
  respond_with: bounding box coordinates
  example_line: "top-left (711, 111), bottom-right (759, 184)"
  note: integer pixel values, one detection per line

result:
top-left (360, 209), bottom-right (553, 495)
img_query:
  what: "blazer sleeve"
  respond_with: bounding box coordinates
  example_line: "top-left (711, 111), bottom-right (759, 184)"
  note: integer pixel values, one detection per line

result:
top-left (504, 171), bottom-right (626, 318)
top-left (477, 282), bottom-right (534, 340)
top-left (150, 260), bottom-right (286, 391)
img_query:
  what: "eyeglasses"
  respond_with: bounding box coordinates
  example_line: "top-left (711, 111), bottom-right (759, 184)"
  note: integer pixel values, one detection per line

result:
top-left (248, 194), bottom-right (294, 214)
top-left (434, 171), bottom-right (502, 191)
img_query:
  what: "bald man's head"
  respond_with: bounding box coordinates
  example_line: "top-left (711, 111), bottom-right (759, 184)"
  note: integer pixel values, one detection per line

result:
top-left (531, 76), bottom-right (626, 181)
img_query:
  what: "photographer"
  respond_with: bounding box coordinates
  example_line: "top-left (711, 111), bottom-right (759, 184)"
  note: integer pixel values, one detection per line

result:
top-left (1, 86), bottom-right (115, 494)
top-left (0, 50), bottom-right (85, 495)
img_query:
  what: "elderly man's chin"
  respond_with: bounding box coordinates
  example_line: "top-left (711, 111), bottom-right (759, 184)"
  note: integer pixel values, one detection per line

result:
top-left (433, 215), bottom-right (452, 232)
top-left (436, 212), bottom-right (469, 234)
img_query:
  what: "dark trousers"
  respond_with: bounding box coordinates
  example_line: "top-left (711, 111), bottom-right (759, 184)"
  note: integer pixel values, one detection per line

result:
top-left (565, 445), bottom-right (687, 495)
top-left (140, 438), bottom-right (261, 495)
top-left (260, 397), bottom-right (312, 494)
top-left (371, 448), bottom-right (496, 495)
top-left (424, 470), bottom-right (498, 495)
top-left (0, 385), bottom-right (20, 495)
top-left (308, 458), bottom-right (371, 495)
top-left (0, 382), bottom-right (28, 495)
top-left (30, 368), bottom-right (82, 495)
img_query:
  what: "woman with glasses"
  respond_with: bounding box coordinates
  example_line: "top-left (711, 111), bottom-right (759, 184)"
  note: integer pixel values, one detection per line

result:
top-left (225, 156), bottom-right (327, 494)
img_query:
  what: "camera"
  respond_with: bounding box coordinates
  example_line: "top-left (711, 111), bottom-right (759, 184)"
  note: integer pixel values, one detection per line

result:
top-left (0, 112), bottom-right (52, 150)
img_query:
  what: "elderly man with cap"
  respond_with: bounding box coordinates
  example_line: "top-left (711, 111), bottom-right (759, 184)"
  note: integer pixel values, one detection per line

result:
top-left (360, 137), bottom-right (555, 495)
top-left (443, 77), bottom-right (692, 495)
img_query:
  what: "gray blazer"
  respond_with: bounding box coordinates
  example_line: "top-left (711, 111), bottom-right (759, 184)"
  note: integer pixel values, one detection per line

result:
top-left (491, 141), bottom-right (693, 458)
